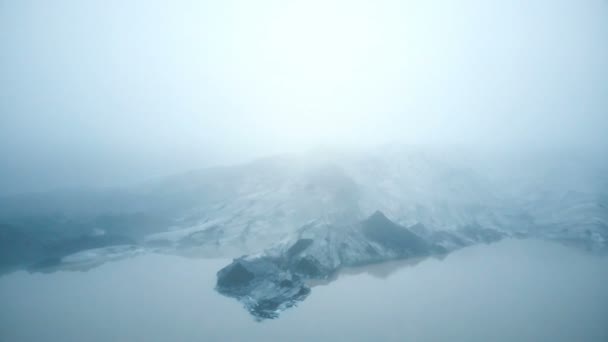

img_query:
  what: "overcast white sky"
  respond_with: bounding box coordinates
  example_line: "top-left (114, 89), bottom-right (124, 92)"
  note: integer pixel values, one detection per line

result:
top-left (1, 0), bottom-right (607, 193)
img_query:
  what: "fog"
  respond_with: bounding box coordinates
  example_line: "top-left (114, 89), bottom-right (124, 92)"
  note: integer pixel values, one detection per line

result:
top-left (1, 3), bottom-right (608, 339)
top-left (1, 0), bottom-right (607, 194)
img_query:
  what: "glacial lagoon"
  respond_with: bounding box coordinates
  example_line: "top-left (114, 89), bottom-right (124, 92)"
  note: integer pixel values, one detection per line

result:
top-left (1, 239), bottom-right (607, 342)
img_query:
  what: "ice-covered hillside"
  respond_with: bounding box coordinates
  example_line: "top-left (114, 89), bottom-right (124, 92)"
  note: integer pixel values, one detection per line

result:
top-left (1, 145), bottom-right (606, 274)
top-left (145, 146), bottom-right (607, 255)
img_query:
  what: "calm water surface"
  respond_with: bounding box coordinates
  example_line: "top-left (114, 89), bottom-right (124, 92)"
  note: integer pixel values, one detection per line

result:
top-left (1, 239), bottom-right (607, 342)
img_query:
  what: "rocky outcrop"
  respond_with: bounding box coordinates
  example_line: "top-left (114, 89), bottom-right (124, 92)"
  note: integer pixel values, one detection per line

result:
top-left (216, 211), bottom-right (460, 319)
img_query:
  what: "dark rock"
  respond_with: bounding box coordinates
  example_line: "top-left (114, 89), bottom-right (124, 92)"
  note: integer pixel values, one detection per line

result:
top-left (216, 262), bottom-right (255, 288)
top-left (216, 211), bottom-right (447, 320)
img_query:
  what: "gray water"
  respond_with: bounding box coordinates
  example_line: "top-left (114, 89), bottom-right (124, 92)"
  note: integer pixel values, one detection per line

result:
top-left (1, 239), bottom-right (607, 342)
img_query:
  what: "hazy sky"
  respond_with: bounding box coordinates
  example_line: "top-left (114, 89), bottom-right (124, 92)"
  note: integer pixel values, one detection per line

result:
top-left (1, 0), bottom-right (607, 193)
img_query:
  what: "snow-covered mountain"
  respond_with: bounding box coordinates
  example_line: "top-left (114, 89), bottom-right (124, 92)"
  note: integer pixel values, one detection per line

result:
top-left (1, 144), bottom-right (606, 274)
top-left (144, 145), bottom-right (607, 256)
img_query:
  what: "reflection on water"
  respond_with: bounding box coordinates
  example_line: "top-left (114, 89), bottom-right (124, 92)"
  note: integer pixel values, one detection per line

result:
top-left (1, 239), bottom-right (607, 342)
top-left (311, 254), bottom-right (444, 286)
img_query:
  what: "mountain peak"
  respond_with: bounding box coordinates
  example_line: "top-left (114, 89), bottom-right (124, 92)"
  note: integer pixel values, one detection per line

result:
top-left (366, 210), bottom-right (391, 224)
